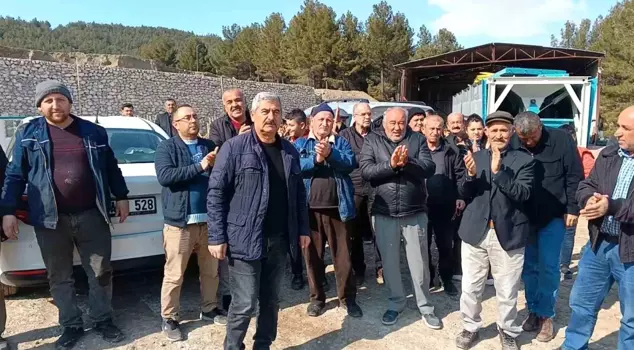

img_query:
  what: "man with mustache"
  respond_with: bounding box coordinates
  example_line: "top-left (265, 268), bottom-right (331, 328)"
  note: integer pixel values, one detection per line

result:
top-left (210, 89), bottom-right (253, 149)
top-left (209, 88), bottom-right (254, 312)
top-left (155, 105), bottom-right (226, 342)
top-left (155, 98), bottom-right (177, 137)
top-left (423, 114), bottom-right (466, 296)
top-left (207, 92), bottom-right (310, 350)
top-left (295, 103), bottom-right (363, 318)
top-left (446, 112), bottom-right (465, 140)
top-left (340, 102), bottom-right (383, 286)
top-left (560, 106), bottom-right (634, 350)
top-left (511, 111), bottom-right (583, 343)
top-left (455, 111), bottom-right (535, 350)
top-left (360, 107), bottom-right (439, 328)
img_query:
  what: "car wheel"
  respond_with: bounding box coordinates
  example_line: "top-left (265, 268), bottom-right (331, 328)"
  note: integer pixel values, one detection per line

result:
top-left (2, 284), bottom-right (18, 297)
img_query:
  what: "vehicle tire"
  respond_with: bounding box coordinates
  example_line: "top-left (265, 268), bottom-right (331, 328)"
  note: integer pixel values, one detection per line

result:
top-left (2, 284), bottom-right (18, 297)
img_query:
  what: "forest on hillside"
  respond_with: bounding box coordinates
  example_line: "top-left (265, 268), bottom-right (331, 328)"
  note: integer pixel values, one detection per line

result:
top-left (0, 0), bottom-right (633, 130)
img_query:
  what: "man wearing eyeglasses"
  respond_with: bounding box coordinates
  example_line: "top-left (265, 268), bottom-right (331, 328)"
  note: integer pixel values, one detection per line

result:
top-left (154, 105), bottom-right (226, 342)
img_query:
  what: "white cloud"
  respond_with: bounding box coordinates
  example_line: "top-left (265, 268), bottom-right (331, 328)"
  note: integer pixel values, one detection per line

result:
top-left (428, 0), bottom-right (588, 40)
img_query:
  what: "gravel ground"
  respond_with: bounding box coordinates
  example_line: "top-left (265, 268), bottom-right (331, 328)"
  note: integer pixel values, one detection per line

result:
top-left (3, 219), bottom-right (620, 349)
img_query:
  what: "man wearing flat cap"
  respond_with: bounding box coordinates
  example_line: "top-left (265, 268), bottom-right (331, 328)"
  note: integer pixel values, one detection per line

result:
top-left (1, 80), bottom-right (130, 349)
top-left (455, 111), bottom-right (536, 350)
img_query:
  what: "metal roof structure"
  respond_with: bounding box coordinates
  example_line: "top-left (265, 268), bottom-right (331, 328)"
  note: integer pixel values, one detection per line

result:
top-left (396, 43), bottom-right (605, 76)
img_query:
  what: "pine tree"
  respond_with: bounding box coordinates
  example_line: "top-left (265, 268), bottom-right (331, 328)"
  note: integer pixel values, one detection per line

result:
top-left (177, 37), bottom-right (210, 72)
top-left (139, 37), bottom-right (177, 66)
top-left (255, 13), bottom-right (287, 83)
top-left (332, 12), bottom-right (367, 90)
top-left (230, 24), bottom-right (261, 80)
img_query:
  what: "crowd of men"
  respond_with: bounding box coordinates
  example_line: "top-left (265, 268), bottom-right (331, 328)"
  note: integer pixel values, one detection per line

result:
top-left (0, 80), bottom-right (631, 350)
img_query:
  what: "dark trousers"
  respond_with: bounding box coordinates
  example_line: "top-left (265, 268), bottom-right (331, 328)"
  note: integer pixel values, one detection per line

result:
top-left (224, 237), bottom-right (286, 350)
top-left (452, 215), bottom-right (463, 276)
top-left (34, 208), bottom-right (113, 328)
top-left (304, 208), bottom-right (356, 305)
top-left (288, 242), bottom-right (303, 276)
top-left (427, 212), bottom-right (456, 283)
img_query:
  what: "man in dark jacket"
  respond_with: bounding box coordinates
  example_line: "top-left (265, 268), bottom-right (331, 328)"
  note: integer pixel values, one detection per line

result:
top-left (207, 92), bottom-right (310, 350)
top-left (2, 80), bottom-right (129, 349)
top-left (154, 105), bottom-right (226, 341)
top-left (360, 107), bottom-right (440, 328)
top-left (295, 103), bottom-right (362, 318)
top-left (340, 102), bottom-right (383, 286)
top-left (455, 111), bottom-right (535, 350)
top-left (511, 112), bottom-right (583, 342)
top-left (561, 106), bottom-right (634, 350)
top-left (209, 89), bottom-right (253, 148)
top-left (423, 114), bottom-right (467, 296)
top-left (154, 98), bottom-right (177, 137)
top-left (210, 88), bottom-right (253, 310)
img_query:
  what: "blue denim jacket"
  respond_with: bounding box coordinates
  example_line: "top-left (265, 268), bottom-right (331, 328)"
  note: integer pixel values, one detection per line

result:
top-left (294, 133), bottom-right (357, 222)
top-left (1, 116), bottom-right (129, 229)
top-left (207, 130), bottom-right (310, 261)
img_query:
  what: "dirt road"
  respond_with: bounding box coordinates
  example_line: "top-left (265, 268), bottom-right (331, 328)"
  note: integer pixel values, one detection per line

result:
top-left (3, 222), bottom-right (620, 349)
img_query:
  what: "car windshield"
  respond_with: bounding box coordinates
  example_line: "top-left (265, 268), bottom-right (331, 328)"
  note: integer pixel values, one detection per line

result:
top-left (107, 129), bottom-right (164, 164)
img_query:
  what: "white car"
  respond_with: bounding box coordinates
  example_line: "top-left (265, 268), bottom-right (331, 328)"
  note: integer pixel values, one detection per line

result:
top-left (0, 116), bottom-right (168, 292)
top-left (304, 101), bottom-right (435, 127)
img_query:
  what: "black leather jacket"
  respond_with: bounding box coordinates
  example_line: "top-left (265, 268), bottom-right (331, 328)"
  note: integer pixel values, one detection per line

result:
top-left (359, 127), bottom-right (436, 217)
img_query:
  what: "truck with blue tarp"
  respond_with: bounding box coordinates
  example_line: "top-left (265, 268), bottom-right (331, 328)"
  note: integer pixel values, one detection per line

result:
top-left (451, 67), bottom-right (598, 147)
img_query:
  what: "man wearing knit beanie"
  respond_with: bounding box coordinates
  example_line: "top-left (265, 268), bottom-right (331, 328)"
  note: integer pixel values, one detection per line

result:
top-left (1, 79), bottom-right (130, 349)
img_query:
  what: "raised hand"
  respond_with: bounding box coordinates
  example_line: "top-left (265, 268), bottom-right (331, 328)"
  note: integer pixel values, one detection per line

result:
top-left (464, 150), bottom-right (476, 177)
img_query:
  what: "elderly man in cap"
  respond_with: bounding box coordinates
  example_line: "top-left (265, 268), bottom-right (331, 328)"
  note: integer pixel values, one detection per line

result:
top-left (455, 111), bottom-right (535, 350)
top-left (408, 107), bottom-right (426, 134)
top-left (295, 103), bottom-right (363, 318)
top-left (2, 80), bottom-right (130, 349)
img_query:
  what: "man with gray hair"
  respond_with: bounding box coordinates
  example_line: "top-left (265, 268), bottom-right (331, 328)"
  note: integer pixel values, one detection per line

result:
top-left (360, 107), bottom-right (440, 328)
top-left (207, 92), bottom-right (311, 350)
top-left (510, 111), bottom-right (583, 342)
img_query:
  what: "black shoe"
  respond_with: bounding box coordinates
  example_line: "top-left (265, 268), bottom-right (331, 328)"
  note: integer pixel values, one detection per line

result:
top-left (94, 320), bottom-right (125, 343)
top-left (455, 329), bottom-right (478, 349)
top-left (162, 319), bottom-right (183, 342)
top-left (55, 327), bottom-right (85, 350)
top-left (222, 294), bottom-right (232, 311)
top-left (306, 302), bottom-right (324, 317)
top-left (0, 336), bottom-right (7, 350)
top-left (291, 274), bottom-right (304, 290)
top-left (341, 300), bottom-right (363, 318)
top-left (381, 310), bottom-right (400, 325)
top-left (498, 328), bottom-right (519, 350)
top-left (443, 279), bottom-right (459, 296)
top-left (201, 308), bottom-right (228, 325)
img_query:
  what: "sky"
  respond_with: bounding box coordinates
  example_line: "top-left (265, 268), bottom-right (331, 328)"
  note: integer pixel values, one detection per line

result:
top-left (1, 0), bottom-right (617, 48)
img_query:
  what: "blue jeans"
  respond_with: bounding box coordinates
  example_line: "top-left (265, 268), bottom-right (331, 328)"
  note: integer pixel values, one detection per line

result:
top-left (563, 240), bottom-right (634, 350)
top-left (560, 224), bottom-right (577, 268)
top-left (522, 218), bottom-right (565, 318)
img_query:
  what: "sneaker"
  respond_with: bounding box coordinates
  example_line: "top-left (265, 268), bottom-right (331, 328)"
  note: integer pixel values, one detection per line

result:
top-left (291, 274), bottom-right (304, 290)
top-left (381, 310), bottom-right (400, 325)
top-left (201, 308), bottom-right (228, 325)
top-left (306, 301), bottom-right (324, 317)
top-left (94, 320), bottom-right (125, 343)
top-left (376, 268), bottom-right (384, 285)
top-left (498, 328), bottom-right (519, 350)
top-left (355, 273), bottom-right (365, 287)
top-left (522, 312), bottom-right (541, 332)
top-left (422, 313), bottom-right (443, 330)
top-left (442, 279), bottom-right (459, 296)
top-left (455, 329), bottom-right (478, 349)
top-left (536, 317), bottom-right (555, 342)
top-left (162, 319), bottom-right (183, 342)
top-left (54, 327), bottom-right (85, 350)
top-left (341, 300), bottom-right (363, 318)
top-left (452, 274), bottom-right (462, 282)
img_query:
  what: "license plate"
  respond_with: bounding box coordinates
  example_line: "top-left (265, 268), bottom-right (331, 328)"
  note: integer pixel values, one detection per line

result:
top-left (109, 197), bottom-right (157, 217)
